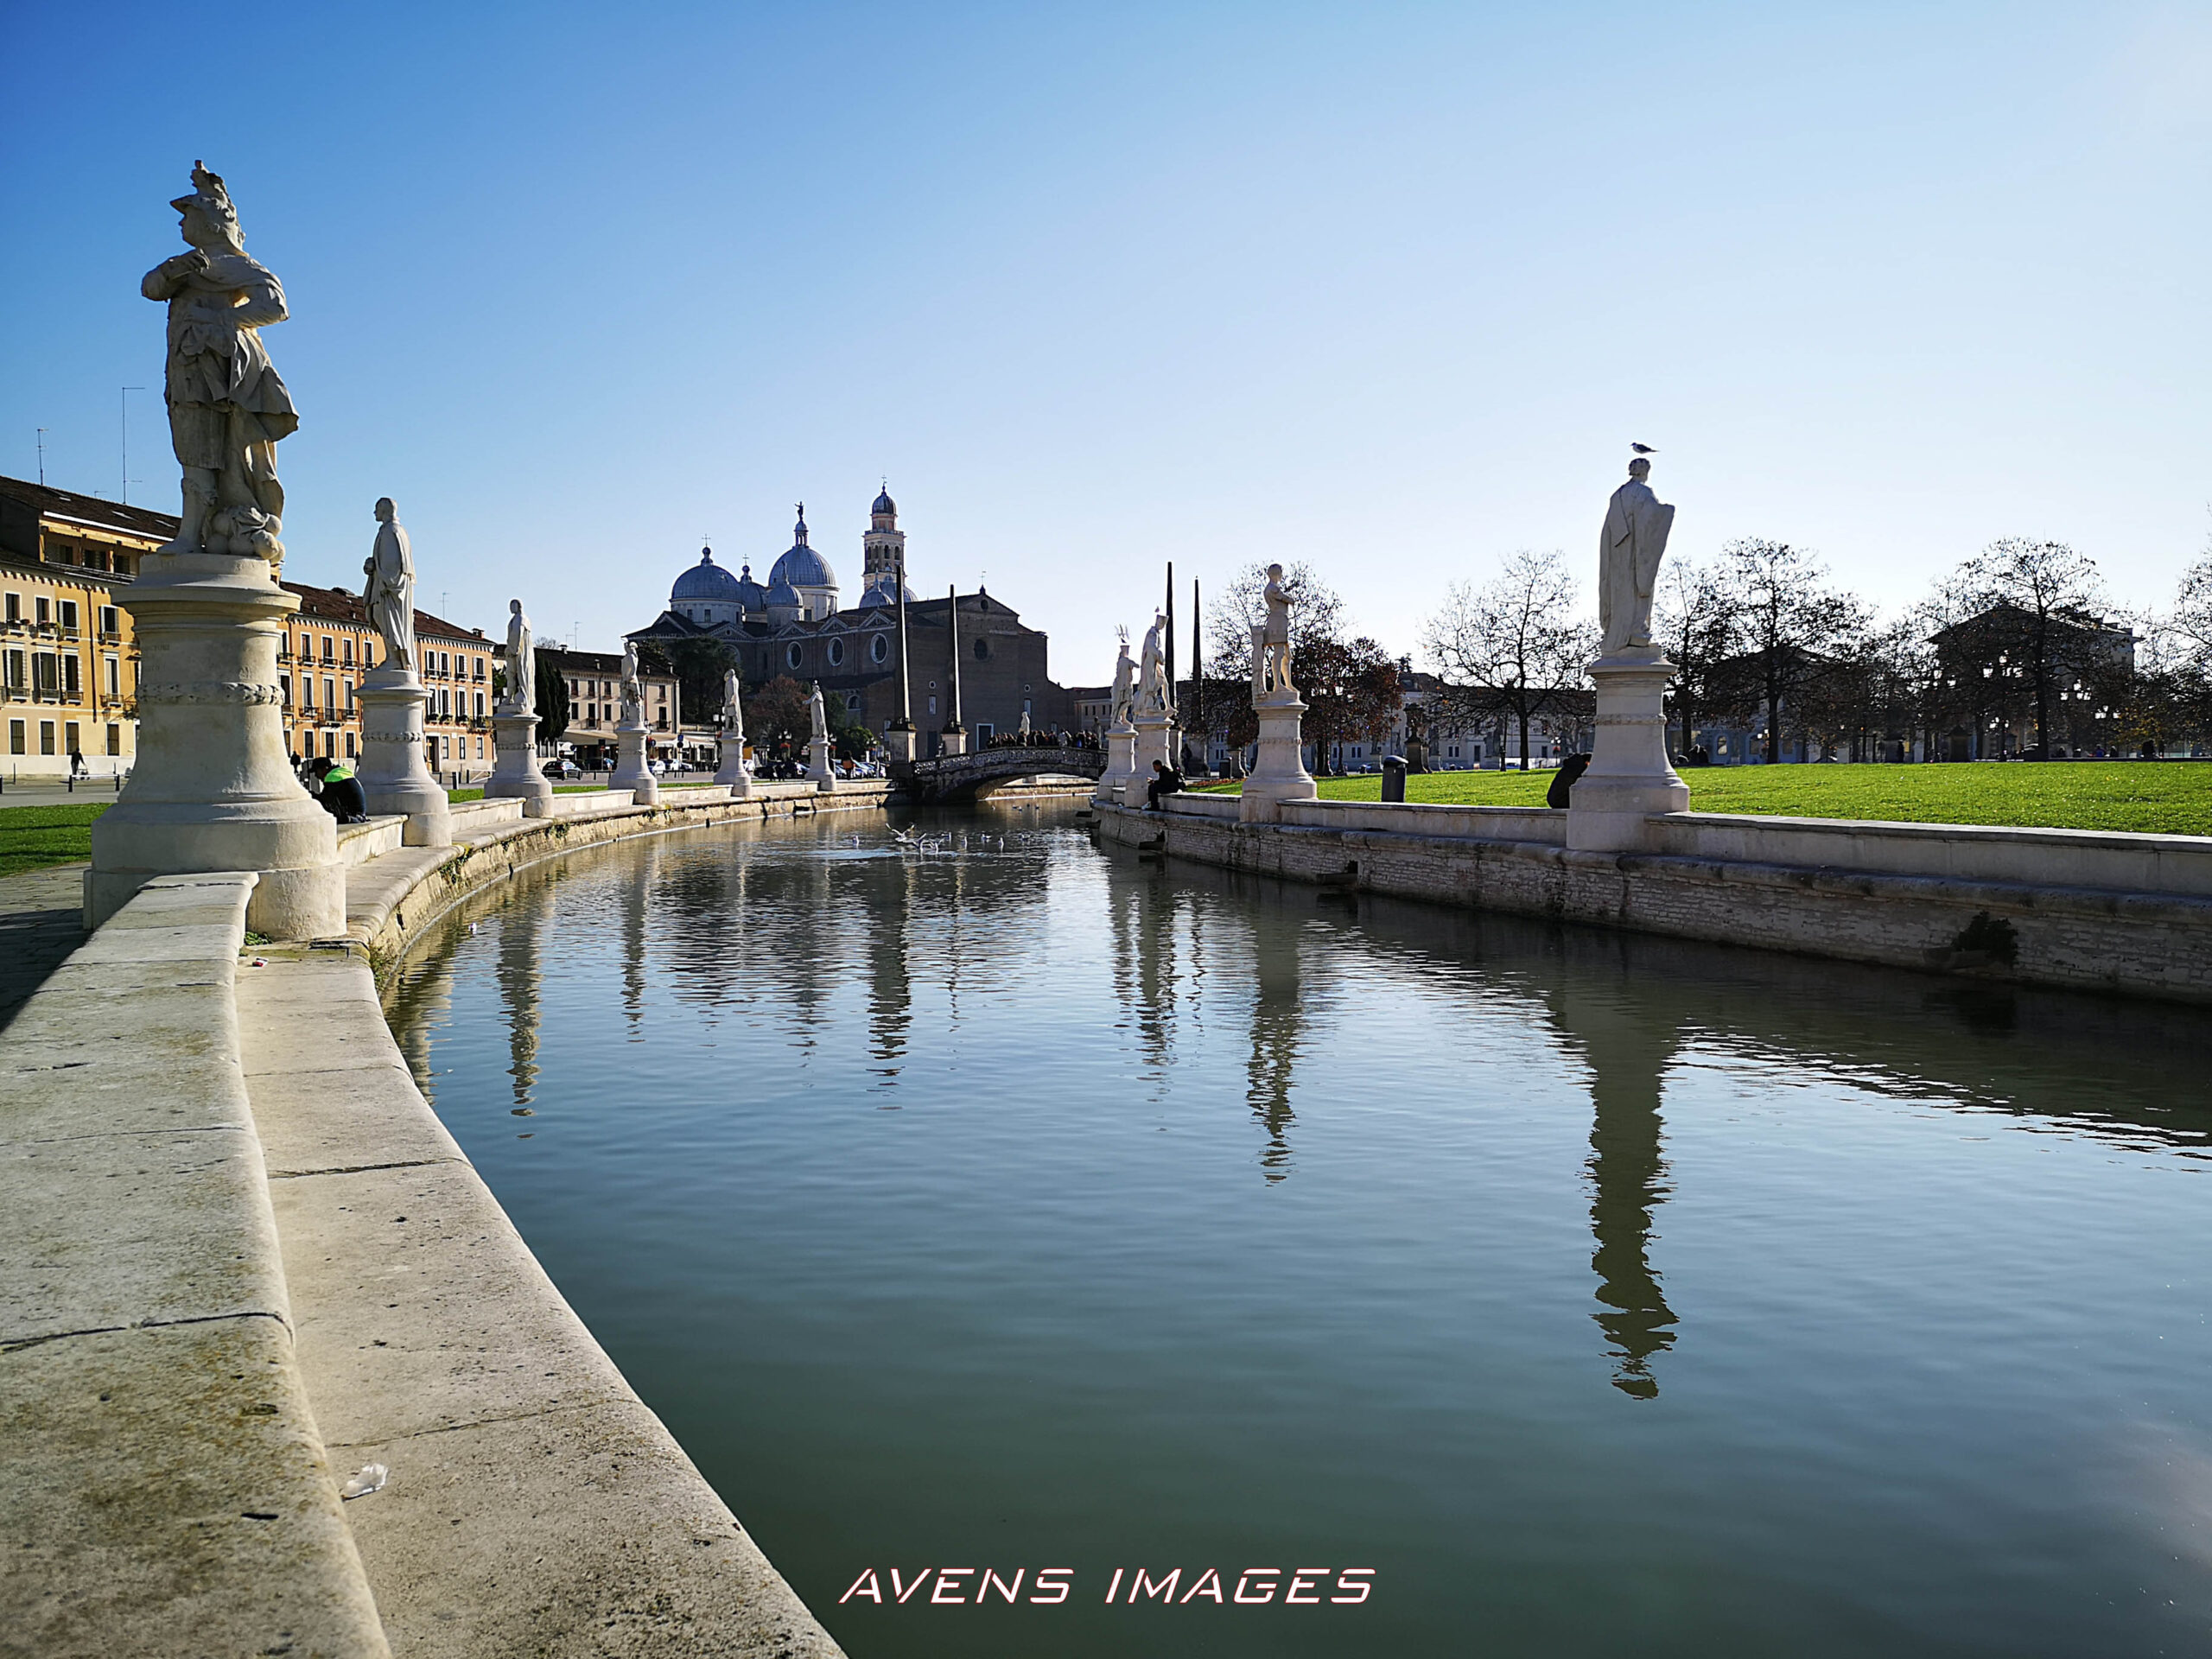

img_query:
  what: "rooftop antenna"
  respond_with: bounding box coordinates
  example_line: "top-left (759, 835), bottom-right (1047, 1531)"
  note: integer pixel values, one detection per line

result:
top-left (35, 428), bottom-right (47, 486)
top-left (120, 387), bottom-right (145, 505)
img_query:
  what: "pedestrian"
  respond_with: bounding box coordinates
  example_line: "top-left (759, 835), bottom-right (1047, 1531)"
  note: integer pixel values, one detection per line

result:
top-left (1547, 753), bottom-right (1590, 809)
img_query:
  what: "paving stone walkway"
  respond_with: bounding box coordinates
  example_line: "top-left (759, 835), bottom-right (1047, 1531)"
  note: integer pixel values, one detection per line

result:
top-left (0, 863), bottom-right (86, 1027)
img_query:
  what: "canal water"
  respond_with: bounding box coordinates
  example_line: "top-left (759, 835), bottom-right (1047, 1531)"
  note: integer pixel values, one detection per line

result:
top-left (385, 805), bottom-right (2210, 1657)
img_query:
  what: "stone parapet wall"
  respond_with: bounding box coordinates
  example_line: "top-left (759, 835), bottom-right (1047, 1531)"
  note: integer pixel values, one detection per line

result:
top-left (1120, 802), bottom-right (2212, 1004)
top-left (1, 873), bottom-right (391, 1657)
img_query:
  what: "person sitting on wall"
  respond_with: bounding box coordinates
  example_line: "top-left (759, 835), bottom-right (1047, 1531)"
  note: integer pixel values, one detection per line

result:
top-left (1546, 753), bottom-right (1591, 809)
top-left (1145, 758), bottom-right (1184, 811)
top-left (307, 755), bottom-right (370, 824)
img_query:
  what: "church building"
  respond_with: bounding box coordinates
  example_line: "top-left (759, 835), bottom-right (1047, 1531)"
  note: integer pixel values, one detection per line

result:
top-left (628, 489), bottom-right (1073, 752)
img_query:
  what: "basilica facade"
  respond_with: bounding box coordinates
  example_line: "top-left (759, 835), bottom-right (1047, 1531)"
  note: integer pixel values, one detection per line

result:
top-left (626, 489), bottom-right (1072, 751)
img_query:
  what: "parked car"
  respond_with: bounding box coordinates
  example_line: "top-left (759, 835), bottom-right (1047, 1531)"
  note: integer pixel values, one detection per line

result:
top-left (545, 759), bottom-right (581, 779)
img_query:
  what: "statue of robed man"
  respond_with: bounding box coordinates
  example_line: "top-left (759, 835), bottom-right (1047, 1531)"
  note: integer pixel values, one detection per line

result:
top-left (721, 668), bottom-right (744, 740)
top-left (1599, 456), bottom-right (1675, 656)
top-left (809, 682), bottom-right (830, 743)
top-left (363, 499), bottom-right (415, 670)
top-left (1136, 612), bottom-right (1169, 715)
top-left (1110, 631), bottom-right (1135, 727)
top-left (504, 600), bottom-right (535, 715)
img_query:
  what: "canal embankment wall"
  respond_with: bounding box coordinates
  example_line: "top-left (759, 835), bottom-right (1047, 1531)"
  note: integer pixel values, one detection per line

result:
top-left (1101, 794), bottom-right (2212, 1005)
top-left (6, 782), bottom-right (881, 1656)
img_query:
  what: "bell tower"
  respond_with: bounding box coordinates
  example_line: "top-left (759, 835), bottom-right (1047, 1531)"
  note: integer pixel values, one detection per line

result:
top-left (862, 483), bottom-right (909, 602)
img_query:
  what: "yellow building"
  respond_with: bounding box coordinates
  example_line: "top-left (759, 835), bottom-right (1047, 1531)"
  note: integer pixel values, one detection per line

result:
top-left (0, 476), bottom-right (166, 783)
top-left (280, 582), bottom-right (499, 781)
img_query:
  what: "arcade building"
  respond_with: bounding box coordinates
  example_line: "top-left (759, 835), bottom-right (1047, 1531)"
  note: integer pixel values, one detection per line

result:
top-left (626, 489), bottom-right (1072, 752)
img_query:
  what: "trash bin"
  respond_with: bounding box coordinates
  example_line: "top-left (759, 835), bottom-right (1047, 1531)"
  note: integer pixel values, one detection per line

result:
top-left (1382, 754), bottom-right (1408, 803)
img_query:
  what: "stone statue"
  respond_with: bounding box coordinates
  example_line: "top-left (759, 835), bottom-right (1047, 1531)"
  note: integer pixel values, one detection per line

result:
top-left (721, 668), bottom-right (744, 740)
top-left (1250, 562), bottom-right (1296, 702)
top-left (142, 162), bottom-right (298, 563)
top-left (1136, 612), bottom-right (1169, 715)
top-left (809, 682), bottom-right (830, 744)
top-left (619, 639), bottom-right (644, 728)
top-left (504, 600), bottom-right (535, 715)
top-left (362, 498), bottom-right (415, 671)
top-left (1110, 630), bottom-right (1135, 726)
top-left (1599, 456), bottom-right (1675, 656)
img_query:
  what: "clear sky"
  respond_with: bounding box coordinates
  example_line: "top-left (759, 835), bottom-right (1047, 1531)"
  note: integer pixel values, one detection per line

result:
top-left (5, 3), bottom-right (2209, 682)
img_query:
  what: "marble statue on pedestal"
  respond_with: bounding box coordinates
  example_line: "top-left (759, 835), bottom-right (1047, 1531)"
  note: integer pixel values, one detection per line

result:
top-left (502, 601), bottom-right (535, 715)
top-left (619, 639), bottom-right (644, 728)
top-left (1599, 456), bottom-right (1675, 657)
top-left (809, 682), bottom-right (829, 745)
top-left (722, 668), bottom-right (744, 740)
top-left (363, 499), bottom-right (415, 670)
top-left (1250, 563), bottom-right (1296, 701)
top-left (715, 667), bottom-right (753, 793)
top-left (141, 162), bottom-right (298, 563)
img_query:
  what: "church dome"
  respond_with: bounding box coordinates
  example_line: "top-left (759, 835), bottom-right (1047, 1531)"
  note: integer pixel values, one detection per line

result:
top-left (872, 487), bottom-right (896, 517)
top-left (671, 547), bottom-right (743, 603)
top-left (734, 563), bottom-right (766, 611)
top-left (769, 505), bottom-right (836, 591)
top-left (859, 575), bottom-right (914, 607)
top-left (765, 575), bottom-right (803, 610)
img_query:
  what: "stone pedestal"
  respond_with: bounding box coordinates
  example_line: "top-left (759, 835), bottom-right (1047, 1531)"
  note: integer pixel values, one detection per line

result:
top-left (1096, 722), bottom-right (1139, 804)
top-left (1567, 649), bottom-right (1689, 852)
top-left (610, 721), bottom-right (658, 804)
top-left (715, 729), bottom-right (754, 796)
top-left (884, 722), bottom-right (918, 766)
top-left (1239, 694), bottom-right (1319, 824)
top-left (356, 668), bottom-right (453, 846)
top-left (809, 735), bottom-right (837, 792)
top-left (938, 725), bottom-right (969, 758)
top-left (86, 550), bottom-right (344, 938)
top-left (1132, 711), bottom-right (1176, 788)
top-left (486, 709), bottom-right (555, 817)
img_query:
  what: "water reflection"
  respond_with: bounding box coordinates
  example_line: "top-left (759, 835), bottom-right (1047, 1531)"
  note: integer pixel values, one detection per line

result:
top-left (1541, 982), bottom-right (1681, 1399)
top-left (1246, 917), bottom-right (1305, 1183)
top-left (497, 886), bottom-right (546, 1110)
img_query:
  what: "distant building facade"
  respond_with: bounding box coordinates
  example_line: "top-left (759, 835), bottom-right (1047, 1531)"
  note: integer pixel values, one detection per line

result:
top-left (279, 582), bottom-right (499, 779)
top-left (0, 477), bottom-right (161, 780)
top-left (539, 646), bottom-right (682, 769)
top-left (628, 490), bottom-right (1073, 751)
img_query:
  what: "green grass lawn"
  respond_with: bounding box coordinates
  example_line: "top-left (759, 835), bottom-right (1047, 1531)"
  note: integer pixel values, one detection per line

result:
top-left (1196, 761), bottom-right (2212, 836)
top-left (0, 804), bottom-right (107, 875)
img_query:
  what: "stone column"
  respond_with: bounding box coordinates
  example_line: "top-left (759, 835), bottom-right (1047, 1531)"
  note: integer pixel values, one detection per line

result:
top-left (1566, 647), bottom-right (1689, 851)
top-left (1096, 720), bottom-right (1139, 804)
top-left (1239, 691), bottom-right (1318, 824)
top-left (610, 716), bottom-right (659, 804)
top-left (486, 709), bottom-right (555, 817)
top-left (356, 665), bottom-right (454, 845)
top-left (715, 727), bottom-right (754, 797)
top-left (86, 550), bottom-right (344, 938)
top-left (809, 734), bottom-right (838, 793)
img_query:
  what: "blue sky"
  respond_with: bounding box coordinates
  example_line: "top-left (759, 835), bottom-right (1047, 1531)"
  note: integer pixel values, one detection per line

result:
top-left (5, 3), bottom-right (2209, 681)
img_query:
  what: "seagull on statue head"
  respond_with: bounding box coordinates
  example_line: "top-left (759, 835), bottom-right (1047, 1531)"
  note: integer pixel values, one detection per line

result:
top-left (1630, 442), bottom-right (1657, 455)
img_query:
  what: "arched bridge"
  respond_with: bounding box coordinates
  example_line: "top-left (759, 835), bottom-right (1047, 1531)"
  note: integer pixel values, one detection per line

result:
top-left (891, 745), bottom-right (1105, 803)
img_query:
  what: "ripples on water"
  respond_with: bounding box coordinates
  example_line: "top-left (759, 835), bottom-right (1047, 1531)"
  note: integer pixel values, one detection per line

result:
top-left (386, 805), bottom-right (2212, 1658)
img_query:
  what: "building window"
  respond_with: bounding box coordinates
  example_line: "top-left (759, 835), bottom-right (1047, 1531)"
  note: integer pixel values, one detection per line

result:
top-left (7, 719), bottom-right (21, 754)
top-left (927, 694), bottom-right (938, 715)
top-left (99, 606), bottom-right (118, 635)
top-left (59, 601), bottom-right (78, 632)
top-left (845, 692), bottom-right (861, 714)
top-left (871, 632), bottom-right (889, 664)
top-left (321, 636), bottom-right (334, 662)
top-left (106, 723), bottom-right (120, 756)
top-left (974, 637), bottom-right (990, 660)
top-left (474, 690), bottom-right (484, 719)
top-left (827, 638), bottom-right (845, 666)
top-left (105, 658), bottom-right (119, 697)
top-left (787, 644), bottom-right (803, 670)
top-left (63, 657), bottom-right (79, 698)
top-left (324, 731), bottom-right (335, 759)
top-left (346, 732), bottom-right (357, 758)
top-left (40, 720), bottom-right (55, 755)
top-left (64, 721), bottom-right (80, 756)
top-left (324, 677), bottom-right (336, 712)
top-left (476, 735), bottom-right (485, 760)
top-left (113, 554), bottom-right (131, 576)
top-left (35, 598), bottom-right (50, 625)
top-left (3, 593), bottom-right (16, 622)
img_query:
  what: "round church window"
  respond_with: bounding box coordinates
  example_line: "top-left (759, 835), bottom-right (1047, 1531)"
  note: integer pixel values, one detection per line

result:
top-left (786, 643), bottom-right (803, 670)
top-left (973, 637), bottom-right (991, 661)
top-left (828, 639), bottom-right (845, 666)
top-left (871, 632), bottom-right (889, 664)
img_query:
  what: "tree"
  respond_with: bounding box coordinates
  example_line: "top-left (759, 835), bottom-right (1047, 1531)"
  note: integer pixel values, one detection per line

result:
top-left (1951, 537), bottom-right (2109, 760)
top-left (533, 654), bottom-right (571, 744)
top-left (1653, 556), bottom-right (1736, 759)
top-left (1422, 550), bottom-right (1595, 770)
top-left (638, 637), bottom-right (737, 727)
top-left (1713, 538), bottom-right (1869, 764)
top-left (746, 676), bottom-right (813, 756)
top-left (1299, 635), bottom-right (1403, 770)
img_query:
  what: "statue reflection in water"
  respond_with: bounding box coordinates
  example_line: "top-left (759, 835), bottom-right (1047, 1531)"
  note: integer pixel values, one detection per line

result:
top-left (496, 887), bottom-right (547, 1112)
top-left (1244, 914), bottom-right (1307, 1183)
top-left (1543, 982), bottom-right (1681, 1398)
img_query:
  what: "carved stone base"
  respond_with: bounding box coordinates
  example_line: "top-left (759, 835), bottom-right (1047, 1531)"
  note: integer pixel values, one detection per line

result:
top-left (610, 722), bottom-right (658, 804)
top-left (938, 725), bottom-right (969, 758)
top-left (1240, 695), bottom-right (1319, 824)
top-left (1566, 649), bottom-right (1690, 852)
top-left (715, 730), bottom-right (754, 796)
top-left (486, 709), bottom-right (555, 818)
top-left (357, 670), bottom-right (454, 846)
top-left (809, 736), bottom-right (837, 793)
top-left (884, 722), bottom-right (918, 766)
top-left (1096, 723), bottom-right (1140, 804)
top-left (1131, 713), bottom-right (1177, 801)
top-left (86, 550), bottom-right (343, 938)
